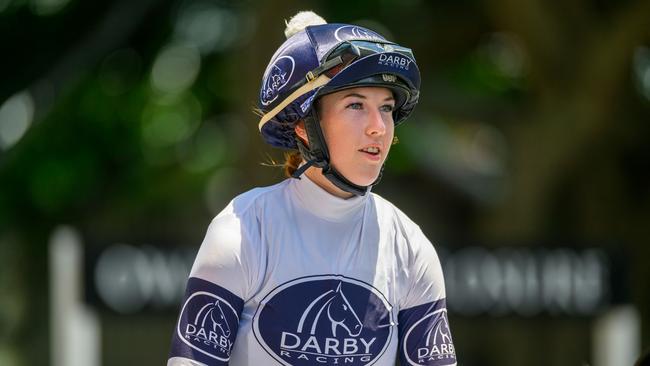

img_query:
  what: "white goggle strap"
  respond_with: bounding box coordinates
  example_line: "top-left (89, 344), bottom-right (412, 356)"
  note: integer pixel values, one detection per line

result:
top-left (258, 74), bottom-right (331, 131)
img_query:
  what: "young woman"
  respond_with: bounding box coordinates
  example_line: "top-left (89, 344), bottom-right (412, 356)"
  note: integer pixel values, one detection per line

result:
top-left (168, 11), bottom-right (456, 366)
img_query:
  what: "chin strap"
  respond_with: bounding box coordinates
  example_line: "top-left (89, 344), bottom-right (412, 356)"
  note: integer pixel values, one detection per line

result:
top-left (291, 109), bottom-right (384, 196)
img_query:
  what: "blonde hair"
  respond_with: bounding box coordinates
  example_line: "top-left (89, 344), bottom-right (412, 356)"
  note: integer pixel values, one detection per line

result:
top-left (283, 150), bottom-right (303, 177)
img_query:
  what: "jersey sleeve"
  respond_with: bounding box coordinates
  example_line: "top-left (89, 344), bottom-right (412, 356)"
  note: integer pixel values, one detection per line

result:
top-left (397, 225), bottom-right (457, 366)
top-left (168, 205), bottom-right (261, 366)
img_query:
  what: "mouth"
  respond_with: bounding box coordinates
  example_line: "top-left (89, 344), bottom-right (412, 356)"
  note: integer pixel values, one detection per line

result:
top-left (358, 146), bottom-right (382, 160)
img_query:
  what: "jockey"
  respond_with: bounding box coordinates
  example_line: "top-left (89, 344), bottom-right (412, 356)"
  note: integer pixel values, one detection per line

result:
top-left (168, 11), bottom-right (456, 366)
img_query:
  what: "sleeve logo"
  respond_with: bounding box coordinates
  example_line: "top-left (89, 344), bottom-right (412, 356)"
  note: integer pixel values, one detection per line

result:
top-left (403, 308), bottom-right (456, 366)
top-left (253, 275), bottom-right (394, 366)
top-left (177, 291), bottom-right (240, 361)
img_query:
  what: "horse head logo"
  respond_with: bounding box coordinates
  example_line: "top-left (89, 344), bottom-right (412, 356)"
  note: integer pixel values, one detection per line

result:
top-left (425, 312), bottom-right (452, 346)
top-left (297, 282), bottom-right (363, 337)
top-left (196, 300), bottom-right (231, 338)
top-left (327, 283), bottom-right (363, 337)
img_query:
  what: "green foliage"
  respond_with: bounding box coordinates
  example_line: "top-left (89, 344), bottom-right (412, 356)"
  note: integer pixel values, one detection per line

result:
top-left (1, 0), bottom-right (649, 365)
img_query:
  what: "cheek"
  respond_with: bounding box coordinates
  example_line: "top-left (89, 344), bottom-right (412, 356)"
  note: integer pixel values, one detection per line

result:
top-left (325, 133), bottom-right (353, 162)
top-left (320, 116), bottom-right (357, 150)
top-left (383, 122), bottom-right (395, 151)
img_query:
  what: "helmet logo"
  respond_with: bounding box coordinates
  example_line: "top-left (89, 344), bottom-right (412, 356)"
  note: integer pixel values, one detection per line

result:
top-left (382, 74), bottom-right (396, 83)
top-left (378, 54), bottom-right (412, 71)
top-left (261, 56), bottom-right (295, 106)
top-left (334, 25), bottom-right (383, 42)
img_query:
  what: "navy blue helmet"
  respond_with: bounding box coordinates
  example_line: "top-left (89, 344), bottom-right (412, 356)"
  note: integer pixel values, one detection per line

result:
top-left (258, 23), bottom-right (421, 150)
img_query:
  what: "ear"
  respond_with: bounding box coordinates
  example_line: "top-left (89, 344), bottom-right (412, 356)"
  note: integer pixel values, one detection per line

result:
top-left (294, 120), bottom-right (309, 145)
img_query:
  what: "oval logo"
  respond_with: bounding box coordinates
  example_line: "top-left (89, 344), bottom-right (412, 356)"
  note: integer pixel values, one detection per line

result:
top-left (402, 309), bottom-right (456, 365)
top-left (261, 55), bottom-right (295, 106)
top-left (334, 26), bottom-right (384, 42)
top-left (176, 291), bottom-right (240, 362)
top-left (253, 275), bottom-right (394, 366)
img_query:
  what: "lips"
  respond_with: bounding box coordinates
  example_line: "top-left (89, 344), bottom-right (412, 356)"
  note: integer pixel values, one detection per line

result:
top-left (358, 145), bottom-right (383, 161)
top-left (359, 146), bottom-right (380, 155)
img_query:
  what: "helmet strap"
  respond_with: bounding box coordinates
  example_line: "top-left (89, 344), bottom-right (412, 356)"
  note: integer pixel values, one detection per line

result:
top-left (292, 107), bottom-right (384, 196)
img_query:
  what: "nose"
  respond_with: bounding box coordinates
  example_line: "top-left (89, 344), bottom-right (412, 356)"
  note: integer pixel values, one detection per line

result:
top-left (365, 108), bottom-right (387, 136)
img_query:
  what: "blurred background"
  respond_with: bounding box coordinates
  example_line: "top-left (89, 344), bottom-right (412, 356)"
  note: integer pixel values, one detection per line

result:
top-left (1, 0), bottom-right (649, 365)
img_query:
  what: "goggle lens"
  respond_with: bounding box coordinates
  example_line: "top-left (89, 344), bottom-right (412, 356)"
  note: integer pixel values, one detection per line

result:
top-left (321, 41), bottom-right (415, 79)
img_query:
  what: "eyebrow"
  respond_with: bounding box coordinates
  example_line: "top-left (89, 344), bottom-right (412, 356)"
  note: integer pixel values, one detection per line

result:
top-left (342, 92), bottom-right (395, 102)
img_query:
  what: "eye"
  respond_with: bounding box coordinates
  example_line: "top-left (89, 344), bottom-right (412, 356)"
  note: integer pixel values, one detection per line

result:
top-left (346, 102), bottom-right (363, 110)
top-left (342, 304), bottom-right (348, 311)
top-left (380, 104), bottom-right (395, 113)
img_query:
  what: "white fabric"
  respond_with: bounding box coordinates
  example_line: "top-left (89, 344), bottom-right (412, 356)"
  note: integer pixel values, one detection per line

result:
top-left (170, 175), bottom-right (446, 365)
top-left (167, 357), bottom-right (208, 366)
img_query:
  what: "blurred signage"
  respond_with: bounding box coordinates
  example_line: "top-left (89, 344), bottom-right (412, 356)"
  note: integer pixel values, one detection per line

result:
top-left (85, 244), bottom-right (620, 317)
top-left (441, 247), bottom-right (613, 316)
top-left (85, 244), bottom-right (196, 314)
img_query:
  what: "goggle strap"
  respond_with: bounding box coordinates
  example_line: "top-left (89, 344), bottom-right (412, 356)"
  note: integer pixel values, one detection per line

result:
top-left (258, 74), bottom-right (331, 131)
top-left (306, 56), bottom-right (343, 82)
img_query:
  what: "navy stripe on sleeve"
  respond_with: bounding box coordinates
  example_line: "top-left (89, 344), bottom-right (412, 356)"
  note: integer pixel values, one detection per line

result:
top-left (169, 277), bottom-right (245, 365)
top-left (398, 298), bottom-right (456, 366)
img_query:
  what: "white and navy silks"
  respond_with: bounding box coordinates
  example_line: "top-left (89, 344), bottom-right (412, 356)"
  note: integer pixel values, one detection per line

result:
top-left (168, 175), bottom-right (457, 366)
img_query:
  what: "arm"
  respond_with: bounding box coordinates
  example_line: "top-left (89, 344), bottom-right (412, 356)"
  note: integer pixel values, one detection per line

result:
top-left (398, 299), bottom-right (456, 366)
top-left (397, 226), bottom-right (457, 366)
top-left (168, 208), bottom-right (257, 366)
top-left (168, 278), bottom-right (244, 366)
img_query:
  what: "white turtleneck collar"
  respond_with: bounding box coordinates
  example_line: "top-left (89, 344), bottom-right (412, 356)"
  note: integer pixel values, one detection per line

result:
top-left (289, 175), bottom-right (368, 222)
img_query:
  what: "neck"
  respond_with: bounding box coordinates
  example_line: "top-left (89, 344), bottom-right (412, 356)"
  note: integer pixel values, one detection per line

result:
top-left (304, 166), bottom-right (355, 199)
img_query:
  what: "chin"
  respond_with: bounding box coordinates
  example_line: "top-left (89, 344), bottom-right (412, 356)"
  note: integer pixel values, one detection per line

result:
top-left (346, 170), bottom-right (382, 187)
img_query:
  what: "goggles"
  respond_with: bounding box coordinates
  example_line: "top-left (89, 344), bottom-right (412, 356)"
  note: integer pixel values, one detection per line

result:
top-left (309, 40), bottom-right (416, 81)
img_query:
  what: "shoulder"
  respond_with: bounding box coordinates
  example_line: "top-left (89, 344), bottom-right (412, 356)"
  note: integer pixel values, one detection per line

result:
top-left (191, 182), bottom-right (290, 293)
top-left (370, 192), bottom-right (421, 235)
top-left (198, 180), bottom-right (290, 260)
top-left (222, 179), bottom-right (291, 218)
top-left (370, 192), bottom-right (438, 266)
top-left (208, 179), bottom-right (290, 230)
top-left (369, 196), bottom-right (448, 307)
